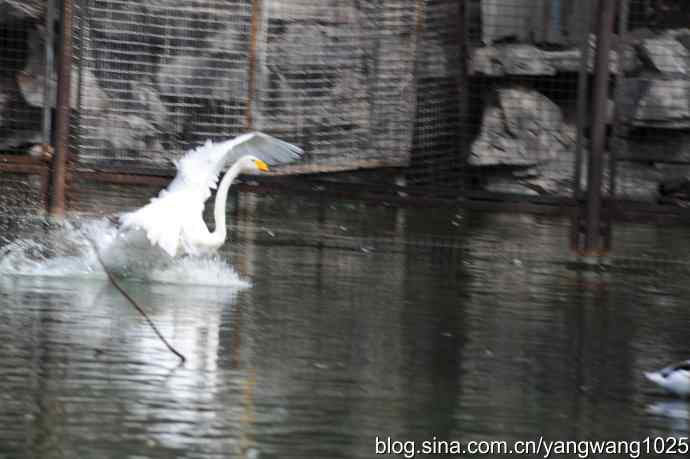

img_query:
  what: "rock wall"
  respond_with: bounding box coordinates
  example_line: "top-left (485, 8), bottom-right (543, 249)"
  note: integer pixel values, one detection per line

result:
top-left (468, 23), bottom-right (690, 203)
top-left (0, 1), bottom-right (45, 152)
top-left (75, 0), bottom-right (419, 169)
top-left (0, 0), bottom-right (419, 171)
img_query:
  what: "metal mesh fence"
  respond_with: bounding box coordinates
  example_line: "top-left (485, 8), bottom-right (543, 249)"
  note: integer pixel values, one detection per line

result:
top-left (72, 0), bottom-right (251, 167)
top-left (32, 0), bottom-right (690, 212)
top-left (611, 0), bottom-right (690, 206)
top-left (75, 0), bottom-right (253, 167)
top-left (407, 0), bottom-right (464, 192)
top-left (0, 1), bottom-right (48, 154)
top-left (253, 0), bottom-right (419, 171)
top-left (69, 0), bottom-right (608, 202)
top-left (74, 0), bottom-right (420, 172)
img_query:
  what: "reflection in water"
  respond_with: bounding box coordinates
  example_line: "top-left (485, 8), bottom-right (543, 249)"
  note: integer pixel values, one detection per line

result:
top-left (647, 401), bottom-right (690, 435)
top-left (1, 194), bottom-right (690, 458)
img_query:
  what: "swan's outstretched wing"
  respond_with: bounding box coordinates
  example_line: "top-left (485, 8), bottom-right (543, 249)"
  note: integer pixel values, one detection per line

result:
top-left (120, 132), bottom-right (303, 256)
top-left (168, 132), bottom-right (303, 200)
top-left (221, 132), bottom-right (304, 167)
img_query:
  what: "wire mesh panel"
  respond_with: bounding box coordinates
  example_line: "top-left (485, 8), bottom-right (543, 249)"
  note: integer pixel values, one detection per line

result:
top-left (74, 0), bottom-right (420, 172)
top-left (252, 0), bottom-right (419, 172)
top-left (75, 0), bottom-right (253, 167)
top-left (459, 0), bottom-right (592, 199)
top-left (0, 0), bottom-right (48, 154)
top-left (611, 0), bottom-right (690, 205)
top-left (407, 0), bottom-right (464, 192)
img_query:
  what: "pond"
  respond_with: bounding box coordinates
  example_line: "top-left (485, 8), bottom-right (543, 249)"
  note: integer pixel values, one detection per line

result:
top-left (1, 192), bottom-right (689, 458)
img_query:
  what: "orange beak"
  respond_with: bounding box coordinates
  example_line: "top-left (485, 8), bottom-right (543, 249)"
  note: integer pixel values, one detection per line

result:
top-left (254, 159), bottom-right (269, 172)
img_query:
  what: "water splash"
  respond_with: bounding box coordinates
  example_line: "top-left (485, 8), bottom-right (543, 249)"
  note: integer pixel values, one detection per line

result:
top-left (0, 217), bottom-right (250, 288)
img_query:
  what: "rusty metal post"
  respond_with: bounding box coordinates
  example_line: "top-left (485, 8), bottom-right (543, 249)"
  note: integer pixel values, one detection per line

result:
top-left (49, 0), bottom-right (74, 216)
top-left (570, 0), bottom-right (592, 251)
top-left (244, 0), bottom-right (262, 131)
top-left (573, 0), bottom-right (592, 202)
top-left (583, 0), bottom-right (617, 255)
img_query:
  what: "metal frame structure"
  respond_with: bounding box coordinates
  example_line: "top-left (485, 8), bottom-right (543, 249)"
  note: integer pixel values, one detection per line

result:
top-left (5, 0), bottom-right (690, 254)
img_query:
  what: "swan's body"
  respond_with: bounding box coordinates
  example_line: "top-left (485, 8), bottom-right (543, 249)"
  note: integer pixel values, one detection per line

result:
top-left (119, 132), bottom-right (302, 257)
top-left (645, 360), bottom-right (690, 398)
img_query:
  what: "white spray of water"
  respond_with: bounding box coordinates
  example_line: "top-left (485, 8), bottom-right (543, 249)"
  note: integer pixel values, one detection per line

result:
top-left (0, 217), bottom-right (250, 288)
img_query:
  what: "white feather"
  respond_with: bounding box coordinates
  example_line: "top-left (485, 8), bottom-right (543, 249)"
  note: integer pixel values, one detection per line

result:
top-left (119, 132), bottom-right (303, 256)
top-left (645, 360), bottom-right (690, 398)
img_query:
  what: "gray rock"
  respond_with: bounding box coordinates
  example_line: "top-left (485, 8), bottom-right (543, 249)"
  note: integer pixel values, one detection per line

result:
top-left (483, 170), bottom-right (540, 196)
top-left (470, 45), bottom-right (555, 77)
top-left (88, 113), bottom-right (163, 155)
top-left (470, 35), bottom-right (622, 77)
top-left (619, 133), bottom-right (690, 163)
top-left (500, 88), bottom-right (562, 135)
top-left (540, 48), bottom-right (582, 73)
top-left (0, 128), bottom-right (42, 150)
top-left (477, 153), bottom-right (583, 197)
top-left (0, 74), bottom-right (43, 147)
top-left (0, 0), bottom-right (44, 22)
top-left (489, 153), bottom-right (662, 202)
top-left (520, 151), bottom-right (589, 196)
top-left (546, 35), bottom-right (622, 74)
top-left (18, 25), bottom-right (110, 111)
top-left (0, 77), bottom-right (12, 127)
top-left (501, 87), bottom-right (575, 163)
top-left (469, 105), bottom-right (532, 166)
top-left (619, 78), bottom-right (690, 127)
top-left (130, 77), bottom-right (169, 129)
top-left (157, 26), bottom-right (247, 101)
top-left (639, 37), bottom-right (690, 75)
top-left (267, 0), bottom-right (355, 24)
top-left (614, 161), bottom-right (663, 202)
top-left (671, 29), bottom-right (690, 52)
top-left (470, 87), bottom-right (576, 167)
top-left (656, 164), bottom-right (690, 184)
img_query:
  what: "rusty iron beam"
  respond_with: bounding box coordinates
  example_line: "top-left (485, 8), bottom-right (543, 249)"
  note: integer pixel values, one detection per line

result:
top-left (0, 154), bottom-right (49, 166)
top-left (70, 171), bottom-right (171, 187)
top-left (49, 0), bottom-right (74, 216)
top-left (0, 163), bottom-right (47, 175)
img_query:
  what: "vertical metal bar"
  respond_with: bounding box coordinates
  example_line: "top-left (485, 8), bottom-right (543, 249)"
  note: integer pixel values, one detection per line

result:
top-left (73, 0), bottom-right (89, 168)
top-left (609, 0), bottom-right (630, 199)
top-left (49, 0), bottom-right (74, 216)
top-left (602, 0), bottom-right (630, 251)
top-left (244, 0), bottom-right (262, 131)
top-left (573, 0), bottom-right (592, 202)
top-left (42, 0), bottom-right (56, 144)
top-left (585, 0), bottom-right (617, 255)
top-left (458, 0), bottom-right (469, 191)
top-left (570, 0), bottom-right (592, 251)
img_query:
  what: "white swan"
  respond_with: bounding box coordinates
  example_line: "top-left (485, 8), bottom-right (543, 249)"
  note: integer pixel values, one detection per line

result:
top-left (645, 360), bottom-right (690, 398)
top-left (119, 132), bottom-right (302, 257)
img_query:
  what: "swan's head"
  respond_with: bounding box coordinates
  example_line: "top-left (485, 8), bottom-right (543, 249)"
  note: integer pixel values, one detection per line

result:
top-left (239, 155), bottom-right (269, 173)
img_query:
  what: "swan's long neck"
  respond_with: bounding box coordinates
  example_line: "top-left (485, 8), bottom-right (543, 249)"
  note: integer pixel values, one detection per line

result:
top-left (208, 160), bottom-right (243, 248)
